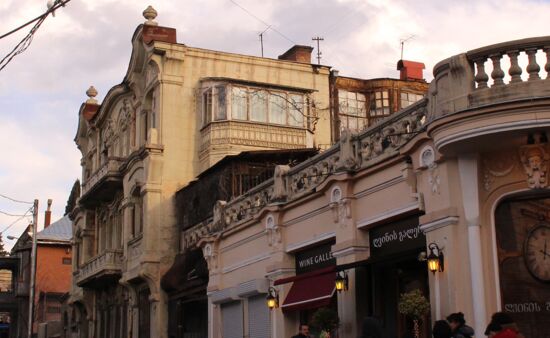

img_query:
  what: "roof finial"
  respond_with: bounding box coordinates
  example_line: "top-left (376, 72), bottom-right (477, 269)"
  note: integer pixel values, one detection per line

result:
top-left (86, 86), bottom-right (98, 104)
top-left (143, 5), bottom-right (158, 26)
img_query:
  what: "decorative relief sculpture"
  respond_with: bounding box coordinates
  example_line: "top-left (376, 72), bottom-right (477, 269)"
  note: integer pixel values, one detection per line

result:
top-left (337, 128), bottom-right (358, 170)
top-left (211, 200), bottom-right (227, 232)
top-left (201, 242), bottom-right (218, 270)
top-left (272, 165), bottom-right (290, 202)
top-left (428, 164), bottom-right (441, 195)
top-left (265, 215), bottom-right (282, 247)
top-left (520, 143), bottom-right (549, 189)
top-left (482, 153), bottom-right (515, 191)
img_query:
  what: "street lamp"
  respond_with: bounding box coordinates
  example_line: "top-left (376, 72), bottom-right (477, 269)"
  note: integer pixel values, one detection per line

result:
top-left (266, 287), bottom-right (279, 309)
top-left (335, 271), bottom-right (348, 292)
top-left (427, 242), bottom-right (444, 274)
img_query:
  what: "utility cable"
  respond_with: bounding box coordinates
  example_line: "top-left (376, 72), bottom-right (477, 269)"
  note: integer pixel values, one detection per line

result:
top-left (0, 193), bottom-right (33, 205)
top-left (228, 0), bottom-right (296, 45)
top-left (0, 0), bottom-right (71, 72)
top-left (0, 206), bottom-right (33, 234)
top-left (0, 210), bottom-right (30, 217)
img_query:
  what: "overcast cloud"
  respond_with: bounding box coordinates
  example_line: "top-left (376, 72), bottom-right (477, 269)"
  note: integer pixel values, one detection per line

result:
top-left (1, 0), bottom-right (549, 249)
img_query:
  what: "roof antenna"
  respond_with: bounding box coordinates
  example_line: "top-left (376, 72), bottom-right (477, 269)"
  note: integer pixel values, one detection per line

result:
top-left (400, 34), bottom-right (416, 60)
top-left (259, 26), bottom-right (271, 57)
top-left (312, 36), bottom-right (324, 65)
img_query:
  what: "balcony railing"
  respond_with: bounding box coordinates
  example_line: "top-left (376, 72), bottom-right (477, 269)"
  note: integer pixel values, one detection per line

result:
top-left (81, 157), bottom-right (124, 201)
top-left (76, 249), bottom-right (123, 287)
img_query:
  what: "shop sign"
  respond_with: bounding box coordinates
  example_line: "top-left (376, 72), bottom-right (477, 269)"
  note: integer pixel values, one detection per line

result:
top-left (295, 242), bottom-right (335, 274)
top-left (369, 217), bottom-right (424, 258)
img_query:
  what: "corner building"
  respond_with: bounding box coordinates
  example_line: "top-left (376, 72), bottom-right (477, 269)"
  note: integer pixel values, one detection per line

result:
top-left (68, 7), bottom-right (333, 338)
top-left (182, 37), bottom-right (550, 338)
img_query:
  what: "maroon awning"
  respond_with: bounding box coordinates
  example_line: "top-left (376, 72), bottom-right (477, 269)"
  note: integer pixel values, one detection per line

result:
top-left (280, 269), bottom-right (336, 312)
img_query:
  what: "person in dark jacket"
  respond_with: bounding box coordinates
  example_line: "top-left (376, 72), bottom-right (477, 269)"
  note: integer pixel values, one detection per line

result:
top-left (291, 324), bottom-right (310, 338)
top-left (446, 312), bottom-right (475, 338)
top-left (359, 317), bottom-right (383, 338)
top-left (433, 320), bottom-right (452, 338)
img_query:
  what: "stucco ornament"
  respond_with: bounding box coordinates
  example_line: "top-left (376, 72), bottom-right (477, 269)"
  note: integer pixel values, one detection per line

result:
top-left (201, 241), bottom-right (219, 270)
top-left (211, 200), bottom-right (227, 232)
top-left (337, 128), bottom-right (358, 170)
top-left (265, 215), bottom-right (282, 247)
top-left (119, 99), bottom-right (133, 131)
top-left (272, 165), bottom-right (290, 202)
top-left (329, 186), bottom-right (351, 226)
top-left (482, 153), bottom-right (515, 191)
top-left (519, 144), bottom-right (549, 189)
top-left (428, 164), bottom-right (440, 195)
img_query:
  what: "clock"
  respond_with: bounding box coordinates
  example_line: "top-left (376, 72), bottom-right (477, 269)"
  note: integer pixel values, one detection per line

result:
top-left (524, 224), bottom-right (550, 282)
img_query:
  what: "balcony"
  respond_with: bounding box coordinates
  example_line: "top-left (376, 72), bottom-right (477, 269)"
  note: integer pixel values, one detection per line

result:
top-left (199, 120), bottom-right (310, 171)
top-left (76, 249), bottom-right (123, 288)
top-left (80, 158), bottom-right (124, 206)
top-left (428, 36), bottom-right (550, 153)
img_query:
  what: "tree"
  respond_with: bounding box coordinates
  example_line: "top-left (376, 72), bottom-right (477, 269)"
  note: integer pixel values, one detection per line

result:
top-left (0, 234), bottom-right (8, 257)
top-left (65, 179), bottom-right (81, 217)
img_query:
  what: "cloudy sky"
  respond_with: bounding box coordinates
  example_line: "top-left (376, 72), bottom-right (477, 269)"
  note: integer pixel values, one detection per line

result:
top-left (0, 0), bottom-right (549, 249)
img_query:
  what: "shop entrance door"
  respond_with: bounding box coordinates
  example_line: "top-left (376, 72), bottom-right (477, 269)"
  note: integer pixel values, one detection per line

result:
top-left (369, 254), bottom-right (430, 338)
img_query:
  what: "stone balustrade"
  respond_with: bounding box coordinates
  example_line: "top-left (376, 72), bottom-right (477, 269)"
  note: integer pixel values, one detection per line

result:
top-left (81, 157), bottom-right (124, 196)
top-left (183, 99), bottom-right (428, 248)
top-left (75, 249), bottom-right (123, 286)
top-left (430, 36), bottom-right (550, 119)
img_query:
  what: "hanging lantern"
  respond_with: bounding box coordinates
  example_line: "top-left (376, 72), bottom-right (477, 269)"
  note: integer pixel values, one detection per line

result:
top-left (335, 271), bottom-right (348, 292)
top-left (266, 287), bottom-right (279, 309)
top-left (427, 242), bottom-right (444, 274)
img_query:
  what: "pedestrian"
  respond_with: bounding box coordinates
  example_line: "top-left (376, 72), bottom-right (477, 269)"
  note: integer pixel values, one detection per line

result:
top-left (292, 323), bottom-right (311, 338)
top-left (489, 312), bottom-right (525, 338)
top-left (433, 320), bottom-right (452, 338)
top-left (359, 317), bottom-right (383, 338)
top-left (446, 312), bottom-right (474, 338)
top-left (484, 322), bottom-right (502, 337)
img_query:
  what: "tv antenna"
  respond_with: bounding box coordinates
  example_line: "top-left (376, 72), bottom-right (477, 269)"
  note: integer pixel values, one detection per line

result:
top-left (400, 34), bottom-right (416, 60)
top-left (312, 36), bottom-right (324, 65)
top-left (259, 25), bottom-right (271, 57)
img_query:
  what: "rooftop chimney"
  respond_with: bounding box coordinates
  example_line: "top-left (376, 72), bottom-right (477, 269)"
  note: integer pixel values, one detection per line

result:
top-left (278, 45), bottom-right (314, 64)
top-left (44, 199), bottom-right (52, 228)
top-left (397, 60), bottom-right (425, 81)
top-left (141, 6), bottom-right (177, 44)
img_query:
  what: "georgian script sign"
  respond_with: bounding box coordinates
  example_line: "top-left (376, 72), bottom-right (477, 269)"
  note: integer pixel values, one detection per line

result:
top-left (369, 217), bottom-right (424, 258)
top-left (295, 242), bottom-right (336, 274)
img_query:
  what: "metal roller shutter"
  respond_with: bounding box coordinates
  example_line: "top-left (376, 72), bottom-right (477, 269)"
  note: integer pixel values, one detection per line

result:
top-left (248, 295), bottom-right (270, 338)
top-left (221, 301), bottom-right (243, 338)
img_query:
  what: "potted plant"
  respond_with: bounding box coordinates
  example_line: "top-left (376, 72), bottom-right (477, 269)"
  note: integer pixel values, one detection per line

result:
top-left (398, 289), bottom-right (430, 338)
top-left (311, 307), bottom-right (340, 338)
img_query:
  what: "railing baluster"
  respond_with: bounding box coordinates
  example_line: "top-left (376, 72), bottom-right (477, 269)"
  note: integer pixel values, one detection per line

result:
top-left (525, 48), bottom-right (541, 81)
top-left (544, 46), bottom-right (550, 80)
top-left (474, 58), bottom-right (489, 89)
top-left (507, 50), bottom-right (523, 83)
top-left (490, 53), bottom-right (505, 86)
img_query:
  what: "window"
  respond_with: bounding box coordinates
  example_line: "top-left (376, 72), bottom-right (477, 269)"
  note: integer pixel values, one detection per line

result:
top-left (231, 87), bottom-right (248, 120)
top-left (370, 90), bottom-right (390, 116)
top-left (400, 92), bottom-right (424, 109)
top-left (202, 89), bottom-right (213, 125)
top-left (62, 257), bottom-right (72, 265)
top-left (338, 90), bottom-right (367, 132)
top-left (288, 93), bottom-right (304, 127)
top-left (250, 90), bottom-right (268, 122)
top-left (216, 86), bottom-right (227, 120)
top-left (269, 93), bottom-right (287, 124)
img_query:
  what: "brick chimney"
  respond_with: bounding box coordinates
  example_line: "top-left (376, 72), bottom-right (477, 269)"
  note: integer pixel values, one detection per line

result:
top-left (44, 199), bottom-right (52, 228)
top-left (397, 60), bottom-right (425, 81)
top-left (278, 45), bottom-right (314, 64)
top-left (82, 86), bottom-right (100, 121)
top-left (141, 6), bottom-right (177, 44)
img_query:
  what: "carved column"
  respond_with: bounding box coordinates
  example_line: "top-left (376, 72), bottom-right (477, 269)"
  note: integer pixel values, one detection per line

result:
top-left (490, 53), bottom-right (505, 86)
top-left (474, 58), bottom-right (489, 88)
top-left (507, 50), bottom-right (522, 83)
top-left (525, 48), bottom-right (541, 81)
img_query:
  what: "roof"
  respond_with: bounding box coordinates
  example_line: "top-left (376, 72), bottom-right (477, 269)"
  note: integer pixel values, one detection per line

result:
top-left (36, 216), bottom-right (72, 243)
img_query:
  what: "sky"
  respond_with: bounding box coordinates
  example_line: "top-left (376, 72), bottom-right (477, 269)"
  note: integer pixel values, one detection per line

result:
top-left (0, 0), bottom-right (549, 250)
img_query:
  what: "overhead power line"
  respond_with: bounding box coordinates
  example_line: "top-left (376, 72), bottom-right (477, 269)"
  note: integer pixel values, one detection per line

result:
top-left (0, 0), bottom-right (71, 72)
top-left (229, 0), bottom-right (296, 45)
top-left (0, 206), bottom-right (33, 234)
top-left (0, 193), bottom-right (33, 205)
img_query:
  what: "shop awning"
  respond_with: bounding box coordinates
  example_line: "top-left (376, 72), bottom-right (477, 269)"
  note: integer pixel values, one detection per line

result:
top-left (277, 267), bottom-right (336, 312)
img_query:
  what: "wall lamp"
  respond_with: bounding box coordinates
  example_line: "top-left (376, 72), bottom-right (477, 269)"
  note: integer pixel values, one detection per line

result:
top-left (427, 242), bottom-right (444, 274)
top-left (266, 287), bottom-right (279, 309)
top-left (335, 271), bottom-right (348, 292)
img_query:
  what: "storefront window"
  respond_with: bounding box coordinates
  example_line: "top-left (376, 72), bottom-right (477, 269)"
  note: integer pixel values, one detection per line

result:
top-left (495, 196), bottom-right (550, 338)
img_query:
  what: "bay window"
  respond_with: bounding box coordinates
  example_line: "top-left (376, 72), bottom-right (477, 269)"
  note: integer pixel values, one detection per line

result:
top-left (338, 90), bottom-right (367, 132)
top-left (370, 90), bottom-right (390, 116)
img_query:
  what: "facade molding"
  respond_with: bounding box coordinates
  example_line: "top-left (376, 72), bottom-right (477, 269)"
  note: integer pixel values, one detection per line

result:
top-left (285, 231), bottom-right (336, 253)
top-left (221, 252), bottom-right (270, 274)
top-left (419, 216), bottom-right (460, 233)
top-left (356, 201), bottom-right (420, 229)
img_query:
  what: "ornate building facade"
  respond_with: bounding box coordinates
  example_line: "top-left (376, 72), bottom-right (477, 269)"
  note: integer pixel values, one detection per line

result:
top-left (180, 37), bottom-right (550, 338)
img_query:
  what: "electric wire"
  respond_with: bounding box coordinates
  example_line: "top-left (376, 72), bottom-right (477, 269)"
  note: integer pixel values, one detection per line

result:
top-left (0, 210), bottom-right (30, 217)
top-left (0, 0), bottom-right (71, 72)
top-left (0, 193), bottom-right (33, 205)
top-left (0, 206), bottom-right (33, 234)
top-left (228, 0), bottom-right (296, 45)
